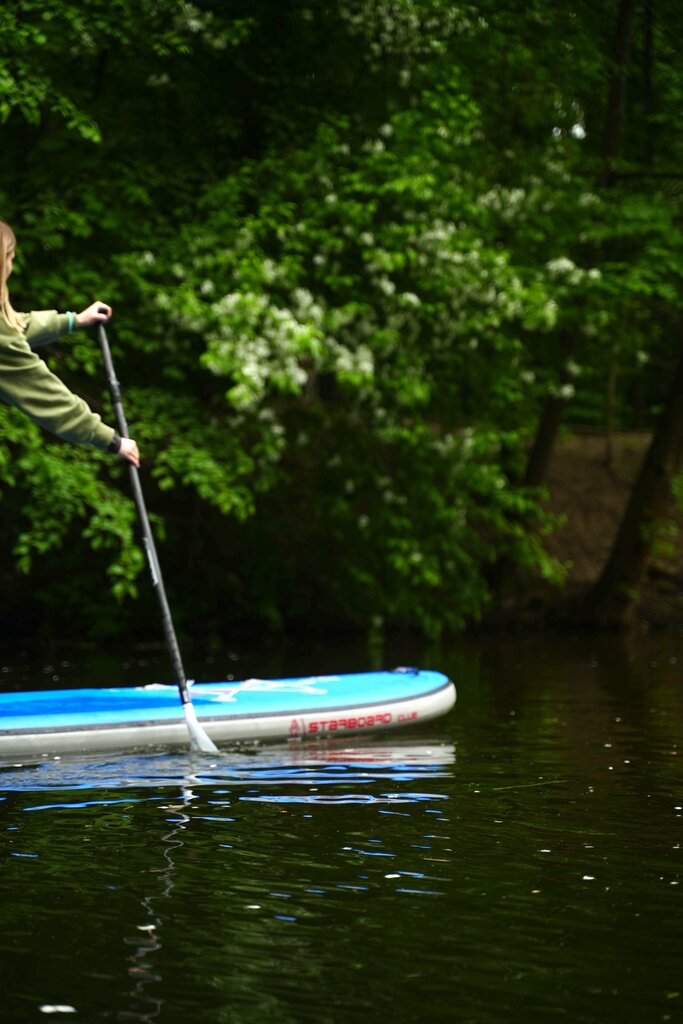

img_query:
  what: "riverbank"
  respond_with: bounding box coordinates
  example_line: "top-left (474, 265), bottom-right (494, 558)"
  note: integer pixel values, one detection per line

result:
top-left (510, 430), bottom-right (683, 631)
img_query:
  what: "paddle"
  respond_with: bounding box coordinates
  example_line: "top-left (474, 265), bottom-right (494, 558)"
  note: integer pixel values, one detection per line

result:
top-left (97, 320), bottom-right (218, 754)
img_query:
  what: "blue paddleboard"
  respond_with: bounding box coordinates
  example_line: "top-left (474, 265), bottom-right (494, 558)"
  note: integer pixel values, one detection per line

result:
top-left (0, 669), bottom-right (456, 758)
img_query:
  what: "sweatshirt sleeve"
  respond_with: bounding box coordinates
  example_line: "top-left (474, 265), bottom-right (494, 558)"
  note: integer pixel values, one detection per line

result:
top-left (24, 310), bottom-right (70, 350)
top-left (0, 329), bottom-right (116, 451)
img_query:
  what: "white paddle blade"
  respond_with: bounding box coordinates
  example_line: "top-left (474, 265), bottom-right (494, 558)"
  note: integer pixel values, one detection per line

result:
top-left (183, 702), bottom-right (218, 753)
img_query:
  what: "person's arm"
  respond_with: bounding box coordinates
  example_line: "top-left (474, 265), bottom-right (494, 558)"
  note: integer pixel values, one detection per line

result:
top-left (12, 303), bottom-right (140, 466)
top-left (0, 331), bottom-right (139, 465)
top-left (24, 310), bottom-right (71, 349)
top-left (25, 302), bottom-right (112, 350)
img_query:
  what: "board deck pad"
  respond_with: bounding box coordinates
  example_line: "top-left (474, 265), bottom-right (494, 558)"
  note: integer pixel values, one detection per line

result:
top-left (0, 669), bottom-right (455, 758)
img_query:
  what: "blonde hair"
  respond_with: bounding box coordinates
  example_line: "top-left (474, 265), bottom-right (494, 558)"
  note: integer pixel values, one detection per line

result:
top-left (0, 220), bottom-right (24, 331)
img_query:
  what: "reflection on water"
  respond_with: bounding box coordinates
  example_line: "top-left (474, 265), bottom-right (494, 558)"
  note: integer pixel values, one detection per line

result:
top-left (0, 739), bottom-right (456, 793)
top-left (118, 791), bottom-right (191, 1023)
top-left (1, 634), bottom-right (682, 1024)
top-left (1, 738), bottom-right (457, 1023)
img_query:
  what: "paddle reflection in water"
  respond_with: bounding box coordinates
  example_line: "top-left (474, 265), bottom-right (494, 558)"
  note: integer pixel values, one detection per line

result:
top-left (118, 785), bottom-right (204, 1024)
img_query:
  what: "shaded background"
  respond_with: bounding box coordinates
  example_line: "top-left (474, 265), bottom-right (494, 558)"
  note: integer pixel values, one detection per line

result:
top-left (0, 0), bottom-right (682, 649)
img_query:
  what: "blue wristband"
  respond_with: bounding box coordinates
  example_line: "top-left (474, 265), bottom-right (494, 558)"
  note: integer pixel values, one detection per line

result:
top-left (66, 311), bottom-right (75, 334)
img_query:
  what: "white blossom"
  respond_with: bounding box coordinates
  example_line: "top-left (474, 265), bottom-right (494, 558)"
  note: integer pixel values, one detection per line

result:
top-left (546, 256), bottom-right (576, 276)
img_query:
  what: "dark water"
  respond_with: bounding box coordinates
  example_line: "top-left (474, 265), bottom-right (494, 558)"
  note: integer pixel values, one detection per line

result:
top-left (1, 634), bottom-right (681, 1023)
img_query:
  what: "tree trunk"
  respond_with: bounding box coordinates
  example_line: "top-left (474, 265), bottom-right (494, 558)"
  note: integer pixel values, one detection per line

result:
top-left (523, 333), bottom-right (578, 487)
top-left (601, 0), bottom-right (638, 183)
top-left (604, 348), bottom-right (620, 468)
top-left (642, 0), bottom-right (655, 166)
top-left (589, 332), bottom-right (683, 626)
top-left (643, 0), bottom-right (654, 104)
top-left (487, 334), bottom-right (578, 602)
top-left (522, 0), bottom-right (637, 487)
top-left (524, 0), bottom-right (638, 485)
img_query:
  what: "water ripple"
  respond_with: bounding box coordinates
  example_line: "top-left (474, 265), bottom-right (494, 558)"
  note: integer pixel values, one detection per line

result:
top-left (0, 738), bottom-right (456, 798)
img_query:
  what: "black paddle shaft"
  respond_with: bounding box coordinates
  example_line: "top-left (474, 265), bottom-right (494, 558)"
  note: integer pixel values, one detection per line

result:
top-left (97, 324), bottom-right (191, 707)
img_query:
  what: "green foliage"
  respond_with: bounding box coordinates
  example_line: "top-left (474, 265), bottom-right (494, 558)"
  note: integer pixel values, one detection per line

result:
top-left (0, 407), bottom-right (140, 600)
top-left (0, 0), bottom-right (681, 641)
top-left (115, 64), bottom-right (567, 635)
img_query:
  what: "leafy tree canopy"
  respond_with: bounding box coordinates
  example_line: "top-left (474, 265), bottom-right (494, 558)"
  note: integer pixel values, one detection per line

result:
top-left (0, 0), bottom-right (681, 641)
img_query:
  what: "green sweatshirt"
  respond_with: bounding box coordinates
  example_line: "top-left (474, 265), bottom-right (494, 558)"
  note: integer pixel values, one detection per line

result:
top-left (0, 309), bottom-right (116, 451)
